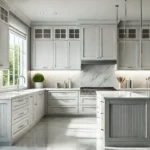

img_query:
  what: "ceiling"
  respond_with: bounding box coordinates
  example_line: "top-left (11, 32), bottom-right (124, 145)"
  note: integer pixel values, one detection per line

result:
top-left (6, 0), bottom-right (150, 22)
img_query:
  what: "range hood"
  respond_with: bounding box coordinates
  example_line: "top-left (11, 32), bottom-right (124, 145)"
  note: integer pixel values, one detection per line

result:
top-left (81, 60), bottom-right (117, 65)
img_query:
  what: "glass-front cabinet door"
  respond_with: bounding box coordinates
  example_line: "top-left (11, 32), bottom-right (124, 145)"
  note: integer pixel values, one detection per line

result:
top-left (68, 28), bottom-right (80, 40)
top-left (54, 28), bottom-right (67, 40)
top-left (0, 6), bottom-right (9, 23)
top-left (34, 28), bottom-right (52, 40)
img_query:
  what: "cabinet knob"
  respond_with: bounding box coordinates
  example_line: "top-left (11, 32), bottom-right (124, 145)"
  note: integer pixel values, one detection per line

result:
top-left (0, 64), bottom-right (3, 67)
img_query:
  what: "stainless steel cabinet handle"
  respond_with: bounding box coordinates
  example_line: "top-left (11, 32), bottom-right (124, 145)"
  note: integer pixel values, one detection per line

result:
top-left (19, 112), bottom-right (24, 116)
top-left (43, 66), bottom-right (48, 69)
top-left (18, 125), bottom-right (25, 129)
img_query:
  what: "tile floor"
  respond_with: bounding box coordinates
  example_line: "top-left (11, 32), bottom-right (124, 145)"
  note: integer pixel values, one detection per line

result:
top-left (0, 116), bottom-right (150, 150)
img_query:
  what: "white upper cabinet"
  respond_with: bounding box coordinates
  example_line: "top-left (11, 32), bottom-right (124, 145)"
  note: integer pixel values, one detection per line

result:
top-left (82, 26), bottom-right (99, 59)
top-left (68, 41), bottom-right (81, 70)
top-left (141, 41), bottom-right (150, 69)
top-left (54, 41), bottom-right (68, 69)
top-left (0, 4), bottom-right (9, 69)
top-left (81, 25), bottom-right (117, 60)
top-left (118, 41), bottom-right (139, 70)
top-left (99, 26), bottom-right (117, 60)
top-left (0, 19), bottom-right (9, 69)
top-left (32, 26), bottom-right (81, 70)
top-left (32, 41), bottom-right (54, 70)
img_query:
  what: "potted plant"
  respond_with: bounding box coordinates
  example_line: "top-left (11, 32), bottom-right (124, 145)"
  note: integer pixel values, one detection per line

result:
top-left (33, 73), bottom-right (45, 88)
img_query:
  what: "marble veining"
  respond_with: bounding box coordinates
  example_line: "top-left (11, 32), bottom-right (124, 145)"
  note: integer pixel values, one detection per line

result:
top-left (31, 65), bottom-right (118, 88)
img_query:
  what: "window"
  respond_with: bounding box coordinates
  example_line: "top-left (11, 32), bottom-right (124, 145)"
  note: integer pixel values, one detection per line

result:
top-left (3, 30), bottom-right (27, 87)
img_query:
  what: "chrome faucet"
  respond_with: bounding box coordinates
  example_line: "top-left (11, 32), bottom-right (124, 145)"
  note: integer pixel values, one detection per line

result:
top-left (17, 75), bottom-right (26, 92)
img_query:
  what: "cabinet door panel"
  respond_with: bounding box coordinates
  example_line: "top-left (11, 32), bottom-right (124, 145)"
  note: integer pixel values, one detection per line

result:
top-left (33, 41), bottom-right (54, 69)
top-left (0, 21), bottom-right (9, 69)
top-left (100, 26), bottom-right (116, 59)
top-left (82, 26), bottom-right (98, 59)
top-left (69, 41), bottom-right (80, 69)
top-left (105, 99), bottom-right (150, 147)
top-left (54, 41), bottom-right (68, 69)
top-left (141, 41), bottom-right (150, 69)
top-left (118, 41), bottom-right (139, 69)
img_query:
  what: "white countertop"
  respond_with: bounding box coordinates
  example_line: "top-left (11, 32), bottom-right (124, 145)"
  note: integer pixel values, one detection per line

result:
top-left (45, 88), bottom-right (80, 91)
top-left (118, 88), bottom-right (150, 91)
top-left (96, 91), bottom-right (148, 99)
top-left (0, 88), bottom-right (80, 100)
top-left (0, 89), bottom-right (45, 100)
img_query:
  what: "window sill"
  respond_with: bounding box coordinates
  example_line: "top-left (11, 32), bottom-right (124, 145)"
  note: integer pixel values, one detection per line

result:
top-left (0, 86), bottom-right (27, 93)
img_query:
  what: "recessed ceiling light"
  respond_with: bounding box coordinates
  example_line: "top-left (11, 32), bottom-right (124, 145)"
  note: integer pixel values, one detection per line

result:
top-left (53, 12), bottom-right (58, 15)
top-left (40, 12), bottom-right (44, 15)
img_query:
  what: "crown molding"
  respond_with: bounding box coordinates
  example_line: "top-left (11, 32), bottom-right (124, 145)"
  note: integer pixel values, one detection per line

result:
top-left (78, 19), bottom-right (119, 25)
top-left (31, 21), bottom-right (80, 26)
top-left (31, 19), bottom-right (120, 26)
top-left (119, 20), bottom-right (150, 26)
top-left (0, 0), bottom-right (31, 26)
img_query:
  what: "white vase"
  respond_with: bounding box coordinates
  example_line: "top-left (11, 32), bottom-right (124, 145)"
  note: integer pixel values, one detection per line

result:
top-left (34, 82), bottom-right (44, 89)
top-left (118, 83), bottom-right (121, 89)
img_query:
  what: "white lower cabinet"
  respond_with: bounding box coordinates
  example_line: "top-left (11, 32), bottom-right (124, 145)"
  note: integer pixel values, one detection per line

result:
top-left (79, 97), bottom-right (96, 114)
top-left (0, 90), bottom-right (45, 146)
top-left (47, 91), bottom-right (96, 115)
top-left (48, 90), bottom-right (79, 114)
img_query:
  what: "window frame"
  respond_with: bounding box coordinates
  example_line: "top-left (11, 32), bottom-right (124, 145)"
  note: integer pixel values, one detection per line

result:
top-left (2, 28), bottom-right (27, 89)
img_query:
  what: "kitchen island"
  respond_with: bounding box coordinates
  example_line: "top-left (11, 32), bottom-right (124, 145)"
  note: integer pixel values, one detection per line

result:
top-left (97, 91), bottom-right (150, 147)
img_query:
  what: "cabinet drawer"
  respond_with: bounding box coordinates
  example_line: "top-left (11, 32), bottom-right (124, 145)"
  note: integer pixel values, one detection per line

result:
top-left (48, 106), bottom-right (78, 114)
top-left (12, 117), bottom-right (30, 138)
top-left (80, 97), bottom-right (96, 105)
top-left (12, 97), bottom-right (29, 110)
top-left (12, 106), bottom-right (30, 124)
top-left (79, 106), bottom-right (96, 114)
top-left (48, 91), bottom-right (78, 99)
top-left (48, 98), bottom-right (78, 106)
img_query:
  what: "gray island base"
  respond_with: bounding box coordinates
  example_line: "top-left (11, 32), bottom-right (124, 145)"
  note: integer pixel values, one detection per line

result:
top-left (97, 91), bottom-right (150, 147)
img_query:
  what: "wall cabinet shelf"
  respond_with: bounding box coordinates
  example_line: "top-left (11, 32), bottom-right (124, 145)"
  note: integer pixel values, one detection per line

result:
top-left (118, 41), bottom-right (139, 70)
top-left (0, 4), bottom-right (9, 69)
top-left (32, 26), bottom-right (81, 70)
top-left (118, 26), bottom-right (150, 70)
top-left (81, 25), bottom-right (117, 60)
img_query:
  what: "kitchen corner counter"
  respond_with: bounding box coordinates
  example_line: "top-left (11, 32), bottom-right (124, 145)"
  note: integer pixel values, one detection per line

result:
top-left (0, 89), bottom-right (45, 100)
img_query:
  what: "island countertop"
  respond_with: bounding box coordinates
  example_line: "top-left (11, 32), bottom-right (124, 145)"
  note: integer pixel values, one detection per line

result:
top-left (96, 91), bottom-right (148, 99)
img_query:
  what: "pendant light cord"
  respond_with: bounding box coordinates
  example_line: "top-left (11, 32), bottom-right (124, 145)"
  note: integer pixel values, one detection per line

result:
top-left (124, 0), bottom-right (127, 52)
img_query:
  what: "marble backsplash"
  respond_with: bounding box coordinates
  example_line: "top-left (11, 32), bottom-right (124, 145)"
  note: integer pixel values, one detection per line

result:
top-left (31, 65), bottom-right (118, 88)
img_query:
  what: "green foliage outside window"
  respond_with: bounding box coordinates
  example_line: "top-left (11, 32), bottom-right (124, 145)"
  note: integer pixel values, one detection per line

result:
top-left (3, 44), bottom-right (20, 86)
